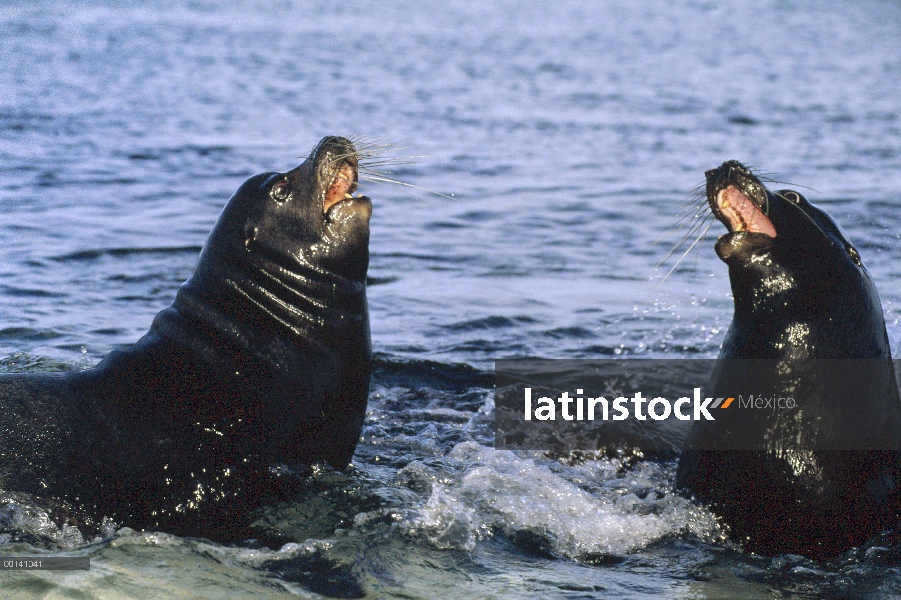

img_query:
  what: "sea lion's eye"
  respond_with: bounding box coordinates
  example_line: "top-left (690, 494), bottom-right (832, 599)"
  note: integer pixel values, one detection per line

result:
top-left (847, 245), bottom-right (862, 267)
top-left (270, 178), bottom-right (290, 203)
top-left (784, 191), bottom-right (801, 203)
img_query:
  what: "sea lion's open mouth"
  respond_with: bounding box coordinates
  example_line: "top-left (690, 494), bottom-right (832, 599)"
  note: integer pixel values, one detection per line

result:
top-left (706, 161), bottom-right (776, 238)
top-left (324, 162), bottom-right (358, 212)
top-left (712, 185), bottom-right (777, 237)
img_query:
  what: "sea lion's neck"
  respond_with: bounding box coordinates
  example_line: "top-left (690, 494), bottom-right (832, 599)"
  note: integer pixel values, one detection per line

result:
top-left (170, 244), bottom-right (367, 355)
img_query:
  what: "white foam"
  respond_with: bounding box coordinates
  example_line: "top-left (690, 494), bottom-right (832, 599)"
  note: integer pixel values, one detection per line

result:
top-left (0, 499), bottom-right (85, 549)
top-left (409, 441), bottom-right (723, 557)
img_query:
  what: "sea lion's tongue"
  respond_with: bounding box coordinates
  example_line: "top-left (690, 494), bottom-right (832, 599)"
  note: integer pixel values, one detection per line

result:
top-left (714, 185), bottom-right (776, 237)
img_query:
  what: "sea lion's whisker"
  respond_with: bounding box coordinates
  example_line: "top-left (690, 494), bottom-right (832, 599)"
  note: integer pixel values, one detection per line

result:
top-left (758, 177), bottom-right (823, 195)
top-left (359, 153), bottom-right (426, 163)
top-left (675, 191), bottom-right (709, 211)
top-left (347, 134), bottom-right (407, 149)
top-left (674, 198), bottom-right (705, 212)
top-left (737, 168), bottom-right (823, 195)
top-left (654, 192), bottom-right (711, 250)
top-left (359, 174), bottom-right (455, 200)
top-left (358, 144), bottom-right (418, 156)
top-left (672, 201), bottom-right (708, 220)
top-left (669, 208), bottom-right (715, 249)
top-left (687, 182), bottom-right (707, 195)
top-left (358, 159), bottom-right (424, 171)
top-left (659, 212), bottom-right (714, 263)
top-left (659, 199), bottom-right (709, 236)
top-left (656, 216), bottom-right (715, 285)
top-left (348, 137), bottom-right (421, 160)
top-left (668, 194), bottom-right (713, 229)
top-left (355, 178), bottom-right (440, 204)
top-left (658, 223), bottom-right (713, 271)
top-left (315, 136), bottom-right (415, 161)
top-left (655, 208), bottom-right (710, 246)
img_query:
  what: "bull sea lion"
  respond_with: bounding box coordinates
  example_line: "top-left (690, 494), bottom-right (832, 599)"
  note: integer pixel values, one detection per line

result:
top-left (0, 136), bottom-right (372, 541)
top-left (676, 160), bottom-right (901, 559)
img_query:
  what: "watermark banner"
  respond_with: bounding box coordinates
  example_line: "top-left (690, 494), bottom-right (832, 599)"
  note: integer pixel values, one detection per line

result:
top-left (494, 359), bottom-right (901, 452)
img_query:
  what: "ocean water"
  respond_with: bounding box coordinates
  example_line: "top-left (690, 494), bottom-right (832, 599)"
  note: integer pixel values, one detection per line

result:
top-left (2, 0), bottom-right (901, 597)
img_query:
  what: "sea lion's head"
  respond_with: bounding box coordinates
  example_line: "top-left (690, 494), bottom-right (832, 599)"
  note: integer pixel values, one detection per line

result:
top-left (182, 136), bottom-right (372, 341)
top-left (704, 160), bottom-right (885, 358)
top-left (223, 136), bottom-right (371, 282)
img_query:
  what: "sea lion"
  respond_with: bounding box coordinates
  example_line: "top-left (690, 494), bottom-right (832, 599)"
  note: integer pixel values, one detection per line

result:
top-left (676, 160), bottom-right (901, 559)
top-left (0, 136), bottom-right (372, 541)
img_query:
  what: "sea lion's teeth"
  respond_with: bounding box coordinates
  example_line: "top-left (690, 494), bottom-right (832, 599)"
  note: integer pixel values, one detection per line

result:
top-left (344, 193), bottom-right (353, 199)
top-left (338, 173), bottom-right (349, 181)
top-left (722, 200), bottom-right (731, 209)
